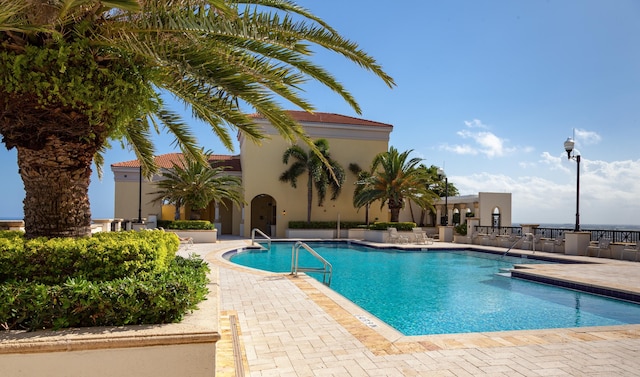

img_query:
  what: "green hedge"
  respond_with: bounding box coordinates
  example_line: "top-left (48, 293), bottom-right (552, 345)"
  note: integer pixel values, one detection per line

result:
top-left (369, 222), bottom-right (416, 231)
top-left (287, 221), bottom-right (365, 229)
top-left (0, 230), bottom-right (179, 285)
top-left (158, 220), bottom-right (216, 230)
top-left (0, 230), bottom-right (208, 331)
top-left (0, 257), bottom-right (209, 331)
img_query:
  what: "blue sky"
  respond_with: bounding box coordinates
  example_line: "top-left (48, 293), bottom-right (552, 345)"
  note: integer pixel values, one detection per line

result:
top-left (2, 0), bottom-right (640, 226)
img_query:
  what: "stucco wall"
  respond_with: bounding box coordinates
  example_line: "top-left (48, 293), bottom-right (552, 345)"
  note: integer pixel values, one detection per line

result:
top-left (113, 178), bottom-right (162, 223)
top-left (478, 192), bottom-right (512, 227)
top-left (240, 122), bottom-right (391, 238)
top-left (112, 113), bottom-right (393, 237)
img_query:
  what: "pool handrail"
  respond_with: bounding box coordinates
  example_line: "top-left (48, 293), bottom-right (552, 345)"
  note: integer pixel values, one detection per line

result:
top-left (502, 234), bottom-right (528, 258)
top-left (251, 228), bottom-right (271, 250)
top-left (291, 241), bottom-right (333, 286)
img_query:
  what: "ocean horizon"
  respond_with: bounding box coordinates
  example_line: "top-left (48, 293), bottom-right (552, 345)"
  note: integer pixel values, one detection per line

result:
top-left (530, 223), bottom-right (640, 231)
top-left (1, 217), bottom-right (639, 231)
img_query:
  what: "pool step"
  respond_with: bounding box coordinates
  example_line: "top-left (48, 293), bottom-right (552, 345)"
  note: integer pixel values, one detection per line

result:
top-left (495, 267), bottom-right (513, 278)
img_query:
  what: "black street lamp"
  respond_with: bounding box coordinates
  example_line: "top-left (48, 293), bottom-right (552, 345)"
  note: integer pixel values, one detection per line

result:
top-left (564, 137), bottom-right (581, 232)
top-left (137, 165), bottom-right (143, 223)
top-left (437, 168), bottom-right (448, 226)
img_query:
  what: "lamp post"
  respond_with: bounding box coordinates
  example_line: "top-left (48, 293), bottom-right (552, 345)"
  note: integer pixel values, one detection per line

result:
top-left (137, 165), bottom-right (143, 223)
top-left (564, 137), bottom-right (580, 232)
top-left (437, 168), bottom-right (448, 226)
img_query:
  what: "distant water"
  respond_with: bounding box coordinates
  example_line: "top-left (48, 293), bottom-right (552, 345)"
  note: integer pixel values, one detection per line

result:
top-left (1, 218), bottom-right (639, 231)
top-left (519, 223), bottom-right (640, 231)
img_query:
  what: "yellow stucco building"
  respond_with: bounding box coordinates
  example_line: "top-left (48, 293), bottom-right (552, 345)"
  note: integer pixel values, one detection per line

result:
top-left (111, 111), bottom-right (394, 237)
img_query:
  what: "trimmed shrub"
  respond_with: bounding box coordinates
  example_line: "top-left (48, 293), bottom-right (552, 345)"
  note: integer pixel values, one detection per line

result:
top-left (157, 220), bottom-right (215, 230)
top-left (369, 222), bottom-right (416, 231)
top-left (0, 230), bottom-right (208, 331)
top-left (0, 256), bottom-right (209, 331)
top-left (0, 230), bottom-right (179, 285)
top-left (287, 221), bottom-right (365, 229)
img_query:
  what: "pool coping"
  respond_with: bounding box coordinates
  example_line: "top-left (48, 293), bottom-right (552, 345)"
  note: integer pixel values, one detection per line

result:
top-left (212, 240), bottom-right (640, 355)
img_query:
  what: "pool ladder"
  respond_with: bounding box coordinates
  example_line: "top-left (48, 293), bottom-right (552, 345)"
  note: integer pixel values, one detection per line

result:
top-left (502, 234), bottom-right (528, 258)
top-left (251, 228), bottom-right (271, 250)
top-left (290, 241), bottom-right (333, 286)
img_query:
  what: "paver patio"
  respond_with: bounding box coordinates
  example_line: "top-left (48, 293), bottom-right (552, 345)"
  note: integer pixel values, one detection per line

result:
top-left (183, 238), bottom-right (640, 376)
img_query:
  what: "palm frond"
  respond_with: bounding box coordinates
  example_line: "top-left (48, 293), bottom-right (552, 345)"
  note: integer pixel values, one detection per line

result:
top-left (121, 117), bottom-right (157, 177)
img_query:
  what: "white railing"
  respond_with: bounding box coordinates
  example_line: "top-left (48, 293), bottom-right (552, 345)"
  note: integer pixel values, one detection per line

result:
top-left (251, 228), bottom-right (271, 250)
top-left (291, 241), bottom-right (332, 286)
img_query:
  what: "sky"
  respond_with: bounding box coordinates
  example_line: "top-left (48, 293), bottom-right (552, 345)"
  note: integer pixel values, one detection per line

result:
top-left (2, 0), bottom-right (640, 226)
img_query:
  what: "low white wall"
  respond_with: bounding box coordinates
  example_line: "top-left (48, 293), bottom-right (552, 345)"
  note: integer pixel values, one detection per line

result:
top-left (347, 228), bottom-right (366, 240)
top-left (171, 230), bottom-right (217, 243)
top-left (0, 270), bottom-right (220, 377)
top-left (364, 230), bottom-right (387, 243)
top-left (285, 229), bottom-right (335, 239)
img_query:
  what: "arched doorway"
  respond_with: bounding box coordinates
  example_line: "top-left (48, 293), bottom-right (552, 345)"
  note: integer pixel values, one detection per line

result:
top-left (251, 194), bottom-right (276, 236)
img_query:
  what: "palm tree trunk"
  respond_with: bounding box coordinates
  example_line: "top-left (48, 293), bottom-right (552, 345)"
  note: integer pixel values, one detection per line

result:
top-left (17, 137), bottom-right (95, 238)
top-left (408, 200), bottom-right (416, 223)
top-left (306, 171), bottom-right (313, 223)
top-left (390, 208), bottom-right (401, 223)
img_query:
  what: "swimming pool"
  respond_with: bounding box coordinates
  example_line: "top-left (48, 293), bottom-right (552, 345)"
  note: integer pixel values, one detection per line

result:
top-left (229, 241), bottom-right (640, 336)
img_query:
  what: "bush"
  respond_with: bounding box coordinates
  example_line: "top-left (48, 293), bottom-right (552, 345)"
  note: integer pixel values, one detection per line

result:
top-left (157, 220), bottom-right (215, 230)
top-left (455, 222), bottom-right (468, 235)
top-left (0, 230), bottom-right (208, 331)
top-left (0, 230), bottom-right (179, 285)
top-left (369, 222), bottom-right (416, 231)
top-left (0, 257), bottom-right (209, 331)
top-left (287, 221), bottom-right (365, 229)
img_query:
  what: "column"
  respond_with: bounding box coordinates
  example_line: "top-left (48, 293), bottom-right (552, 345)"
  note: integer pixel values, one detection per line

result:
top-left (214, 202), bottom-right (222, 234)
top-left (447, 204), bottom-right (454, 226)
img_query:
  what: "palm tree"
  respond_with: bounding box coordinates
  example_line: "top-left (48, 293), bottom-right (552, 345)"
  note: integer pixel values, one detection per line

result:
top-left (0, 0), bottom-right (395, 238)
top-left (348, 163), bottom-right (372, 226)
top-left (354, 147), bottom-right (437, 223)
top-left (412, 164), bottom-right (455, 226)
top-left (150, 152), bottom-right (244, 220)
top-left (280, 139), bottom-right (345, 223)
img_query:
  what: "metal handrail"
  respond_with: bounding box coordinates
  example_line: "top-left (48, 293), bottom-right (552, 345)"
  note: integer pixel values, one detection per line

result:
top-left (502, 235), bottom-right (527, 258)
top-left (251, 228), bottom-right (271, 250)
top-left (291, 241), bottom-right (333, 286)
top-left (476, 225), bottom-right (640, 245)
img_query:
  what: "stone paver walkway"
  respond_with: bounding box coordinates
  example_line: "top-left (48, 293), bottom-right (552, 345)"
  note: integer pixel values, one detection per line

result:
top-left (184, 239), bottom-right (640, 376)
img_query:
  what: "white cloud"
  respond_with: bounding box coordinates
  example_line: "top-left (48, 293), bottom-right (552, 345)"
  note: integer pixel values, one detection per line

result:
top-left (450, 158), bottom-right (640, 225)
top-left (574, 128), bottom-right (602, 146)
top-left (442, 119), bottom-right (535, 159)
top-left (463, 119), bottom-right (489, 129)
top-left (443, 143), bottom-right (478, 155)
top-left (539, 151), bottom-right (570, 173)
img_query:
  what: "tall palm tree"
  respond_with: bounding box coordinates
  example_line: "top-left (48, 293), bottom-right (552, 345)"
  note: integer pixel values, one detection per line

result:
top-left (348, 163), bottom-right (372, 226)
top-left (280, 139), bottom-right (345, 223)
top-left (354, 147), bottom-right (436, 223)
top-left (150, 152), bottom-right (244, 220)
top-left (412, 164), bottom-right (454, 226)
top-left (0, 0), bottom-right (395, 238)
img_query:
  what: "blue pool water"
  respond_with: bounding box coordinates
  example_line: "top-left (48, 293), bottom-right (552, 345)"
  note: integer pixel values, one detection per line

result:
top-left (229, 242), bottom-right (640, 336)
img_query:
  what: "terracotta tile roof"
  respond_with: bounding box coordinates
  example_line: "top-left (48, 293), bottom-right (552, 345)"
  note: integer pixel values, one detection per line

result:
top-left (111, 153), bottom-right (241, 171)
top-left (249, 110), bottom-right (393, 128)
